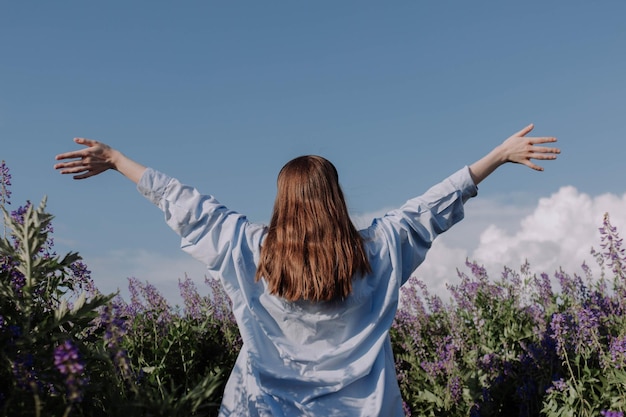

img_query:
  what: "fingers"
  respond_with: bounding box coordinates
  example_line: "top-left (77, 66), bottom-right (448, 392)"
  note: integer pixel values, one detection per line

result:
top-left (54, 160), bottom-right (85, 171)
top-left (74, 137), bottom-right (99, 147)
top-left (55, 150), bottom-right (86, 161)
top-left (526, 136), bottom-right (560, 164)
top-left (528, 136), bottom-right (558, 145)
top-left (54, 138), bottom-right (98, 161)
top-left (525, 142), bottom-right (560, 171)
top-left (72, 171), bottom-right (98, 180)
top-left (530, 152), bottom-right (558, 160)
top-left (531, 146), bottom-right (560, 155)
top-left (526, 162), bottom-right (544, 171)
top-left (56, 164), bottom-right (105, 180)
top-left (514, 123), bottom-right (534, 137)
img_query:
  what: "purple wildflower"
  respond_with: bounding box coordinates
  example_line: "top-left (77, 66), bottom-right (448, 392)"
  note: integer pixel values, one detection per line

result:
top-left (575, 306), bottom-right (600, 352)
top-left (53, 340), bottom-right (86, 403)
top-left (534, 272), bottom-right (553, 307)
top-left (126, 277), bottom-right (172, 325)
top-left (466, 259), bottom-right (488, 281)
top-left (392, 307), bottom-right (423, 354)
top-left (449, 271), bottom-right (479, 311)
top-left (69, 261), bottom-right (97, 295)
top-left (0, 160), bottom-right (11, 207)
top-left (550, 313), bottom-right (571, 356)
top-left (204, 276), bottom-right (241, 349)
top-left (1, 255), bottom-right (25, 295)
top-left (11, 271), bottom-right (25, 292)
top-left (12, 353), bottom-right (38, 390)
top-left (478, 353), bottom-right (499, 375)
top-left (179, 274), bottom-right (204, 320)
top-left (546, 377), bottom-right (567, 394)
top-left (0, 160), bottom-right (10, 240)
top-left (421, 335), bottom-right (456, 378)
top-left (608, 335), bottom-right (626, 369)
top-left (126, 277), bottom-right (142, 317)
top-left (398, 277), bottom-right (428, 317)
top-left (8, 201), bottom-right (55, 256)
top-left (447, 375), bottom-right (462, 403)
top-left (402, 401), bottom-right (412, 417)
top-left (205, 276), bottom-right (235, 324)
top-left (9, 202), bottom-right (30, 226)
top-left (601, 411), bottom-right (624, 417)
top-left (100, 302), bottom-right (133, 380)
top-left (501, 265), bottom-right (522, 294)
top-left (599, 213), bottom-right (626, 280)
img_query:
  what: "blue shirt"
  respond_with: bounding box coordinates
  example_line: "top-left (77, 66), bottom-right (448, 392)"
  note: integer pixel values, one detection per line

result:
top-left (137, 166), bottom-right (478, 417)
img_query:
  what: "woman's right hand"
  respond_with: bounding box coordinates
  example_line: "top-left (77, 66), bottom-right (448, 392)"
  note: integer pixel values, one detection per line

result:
top-left (55, 138), bottom-right (146, 184)
top-left (468, 124), bottom-right (560, 185)
top-left (54, 138), bottom-right (118, 179)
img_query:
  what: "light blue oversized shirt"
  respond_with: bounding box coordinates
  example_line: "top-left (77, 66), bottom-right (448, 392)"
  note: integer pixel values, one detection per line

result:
top-left (137, 166), bottom-right (478, 417)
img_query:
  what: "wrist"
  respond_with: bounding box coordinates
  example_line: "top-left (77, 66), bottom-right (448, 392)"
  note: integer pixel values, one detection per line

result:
top-left (491, 144), bottom-right (509, 167)
top-left (109, 149), bottom-right (125, 171)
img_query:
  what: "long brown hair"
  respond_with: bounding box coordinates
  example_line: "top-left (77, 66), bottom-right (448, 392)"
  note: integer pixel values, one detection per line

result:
top-left (255, 155), bottom-right (371, 302)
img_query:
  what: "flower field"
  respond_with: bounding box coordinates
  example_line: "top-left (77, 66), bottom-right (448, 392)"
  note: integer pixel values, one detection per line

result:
top-left (1, 160), bottom-right (625, 417)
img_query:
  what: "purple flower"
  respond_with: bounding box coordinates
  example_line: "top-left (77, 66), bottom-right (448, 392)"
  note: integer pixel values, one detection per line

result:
top-left (100, 302), bottom-right (133, 380)
top-left (8, 201), bottom-right (55, 256)
top-left (554, 268), bottom-right (581, 299)
top-left (447, 375), bottom-right (462, 403)
top-left (54, 341), bottom-right (84, 375)
top-left (598, 213), bottom-right (626, 279)
top-left (205, 276), bottom-right (235, 325)
top-left (601, 411), bottom-right (624, 417)
top-left (11, 270), bottom-right (26, 294)
top-left (575, 306), bottom-right (600, 351)
top-left (609, 335), bottom-right (626, 369)
top-left (0, 160), bottom-right (11, 207)
top-left (478, 353), bottom-right (499, 375)
top-left (534, 272), bottom-right (553, 307)
top-left (69, 261), bottom-right (97, 295)
top-left (420, 335), bottom-right (457, 378)
top-left (550, 313), bottom-right (571, 356)
top-left (467, 259), bottom-right (488, 281)
top-left (9, 202), bottom-right (30, 226)
top-left (546, 377), bottom-right (567, 394)
top-left (449, 272), bottom-right (479, 311)
top-left (126, 277), bottom-right (172, 325)
top-left (11, 353), bottom-right (38, 390)
top-left (402, 401), bottom-right (412, 417)
top-left (179, 274), bottom-right (204, 320)
top-left (53, 340), bottom-right (86, 402)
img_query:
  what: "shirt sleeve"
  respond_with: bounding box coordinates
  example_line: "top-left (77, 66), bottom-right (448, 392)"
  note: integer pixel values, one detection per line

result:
top-left (373, 165), bottom-right (478, 285)
top-left (136, 168), bottom-right (265, 273)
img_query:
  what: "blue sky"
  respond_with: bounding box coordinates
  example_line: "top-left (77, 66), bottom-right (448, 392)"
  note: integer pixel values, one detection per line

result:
top-left (2, 2), bottom-right (625, 303)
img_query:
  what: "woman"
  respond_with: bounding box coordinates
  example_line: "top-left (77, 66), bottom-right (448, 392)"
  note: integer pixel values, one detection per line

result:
top-left (55, 124), bottom-right (559, 416)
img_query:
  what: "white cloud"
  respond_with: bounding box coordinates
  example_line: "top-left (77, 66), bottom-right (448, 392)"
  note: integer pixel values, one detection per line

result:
top-left (469, 186), bottom-right (626, 283)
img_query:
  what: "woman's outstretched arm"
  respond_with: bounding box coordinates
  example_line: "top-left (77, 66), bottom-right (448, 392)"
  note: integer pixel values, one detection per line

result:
top-left (469, 124), bottom-right (560, 186)
top-left (54, 138), bottom-right (146, 184)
